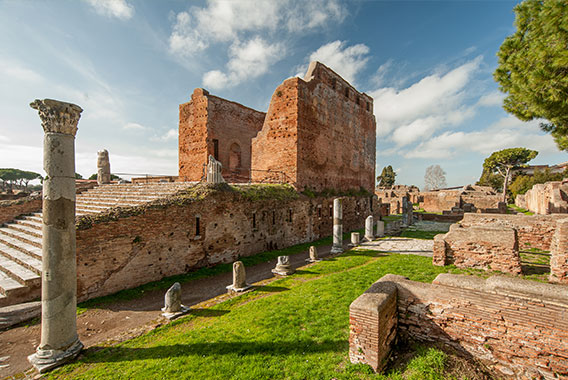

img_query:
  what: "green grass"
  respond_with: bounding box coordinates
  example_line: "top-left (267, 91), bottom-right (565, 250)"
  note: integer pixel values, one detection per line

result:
top-left (507, 204), bottom-right (534, 215)
top-left (51, 249), bottom-right (469, 380)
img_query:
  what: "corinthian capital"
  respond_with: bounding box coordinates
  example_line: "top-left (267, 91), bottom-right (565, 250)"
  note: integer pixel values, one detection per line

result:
top-left (30, 98), bottom-right (83, 136)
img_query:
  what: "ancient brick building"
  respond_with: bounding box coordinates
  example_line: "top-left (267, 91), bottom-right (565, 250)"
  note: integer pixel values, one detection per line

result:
top-left (178, 88), bottom-right (266, 182)
top-left (178, 62), bottom-right (376, 193)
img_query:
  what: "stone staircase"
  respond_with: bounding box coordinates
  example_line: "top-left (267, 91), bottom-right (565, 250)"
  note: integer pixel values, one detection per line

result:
top-left (0, 182), bottom-right (196, 307)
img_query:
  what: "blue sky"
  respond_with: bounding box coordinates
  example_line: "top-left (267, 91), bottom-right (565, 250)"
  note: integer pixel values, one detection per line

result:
top-left (0, 0), bottom-right (565, 188)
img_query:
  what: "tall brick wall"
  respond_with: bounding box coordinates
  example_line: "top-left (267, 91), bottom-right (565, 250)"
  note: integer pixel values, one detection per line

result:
top-left (178, 88), bottom-right (266, 182)
top-left (75, 190), bottom-right (379, 301)
top-left (460, 213), bottom-right (566, 251)
top-left (420, 186), bottom-right (502, 214)
top-left (0, 196), bottom-right (42, 225)
top-left (520, 181), bottom-right (568, 215)
top-left (350, 274), bottom-right (568, 379)
top-left (252, 62), bottom-right (376, 192)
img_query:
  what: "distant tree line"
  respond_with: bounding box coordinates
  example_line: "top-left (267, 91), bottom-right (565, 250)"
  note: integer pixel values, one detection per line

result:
top-left (0, 168), bottom-right (42, 193)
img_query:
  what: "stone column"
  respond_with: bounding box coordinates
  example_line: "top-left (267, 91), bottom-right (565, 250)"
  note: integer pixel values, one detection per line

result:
top-left (376, 220), bottom-right (385, 237)
top-left (350, 232), bottom-right (360, 246)
top-left (364, 215), bottom-right (374, 241)
top-left (96, 149), bottom-right (111, 185)
top-left (28, 99), bottom-right (83, 373)
top-left (331, 198), bottom-right (343, 254)
top-left (207, 154), bottom-right (225, 184)
top-left (226, 261), bottom-right (251, 292)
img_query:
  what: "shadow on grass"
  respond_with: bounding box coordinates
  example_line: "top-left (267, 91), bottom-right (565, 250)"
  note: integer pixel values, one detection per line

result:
top-left (293, 269), bottom-right (316, 275)
top-left (80, 339), bottom-right (347, 363)
top-left (189, 309), bottom-right (230, 317)
top-left (340, 250), bottom-right (388, 258)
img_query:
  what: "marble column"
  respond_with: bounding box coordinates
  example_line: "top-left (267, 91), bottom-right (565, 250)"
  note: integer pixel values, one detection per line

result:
top-left (28, 99), bottom-right (83, 373)
top-left (330, 198), bottom-right (343, 254)
top-left (364, 215), bottom-right (374, 241)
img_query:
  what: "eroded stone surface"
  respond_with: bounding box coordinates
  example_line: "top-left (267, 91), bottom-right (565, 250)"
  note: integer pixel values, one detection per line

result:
top-left (96, 150), bottom-right (111, 185)
top-left (272, 255), bottom-right (295, 276)
top-left (226, 261), bottom-right (251, 292)
top-left (206, 155), bottom-right (225, 184)
top-left (306, 245), bottom-right (321, 263)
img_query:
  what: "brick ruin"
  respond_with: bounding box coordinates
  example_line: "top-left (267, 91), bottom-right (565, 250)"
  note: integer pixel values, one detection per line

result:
top-left (178, 62), bottom-right (376, 193)
top-left (515, 180), bottom-right (568, 214)
top-left (350, 274), bottom-right (568, 379)
top-left (74, 188), bottom-right (379, 301)
top-left (419, 185), bottom-right (505, 215)
top-left (432, 213), bottom-right (568, 283)
top-left (375, 185), bottom-right (420, 215)
top-left (178, 88), bottom-right (266, 183)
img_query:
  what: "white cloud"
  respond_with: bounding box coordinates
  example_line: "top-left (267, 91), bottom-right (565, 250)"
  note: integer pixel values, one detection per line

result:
top-left (303, 40), bottom-right (370, 84)
top-left (169, 0), bottom-right (346, 56)
top-left (0, 59), bottom-right (43, 83)
top-left (477, 91), bottom-right (504, 107)
top-left (151, 129), bottom-right (178, 142)
top-left (0, 135), bottom-right (10, 143)
top-left (86, 0), bottom-right (134, 20)
top-left (202, 37), bottom-right (283, 89)
top-left (123, 122), bottom-right (146, 130)
top-left (405, 118), bottom-right (558, 159)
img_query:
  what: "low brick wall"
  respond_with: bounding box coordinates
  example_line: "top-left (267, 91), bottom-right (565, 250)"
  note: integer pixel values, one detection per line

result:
top-left (522, 181), bottom-right (568, 215)
top-left (433, 224), bottom-right (521, 274)
top-left (0, 196), bottom-right (42, 225)
top-left (350, 274), bottom-right (568, 379)
top-left (550, 219), bottom-right (568, 284)
top-left (420, 191), bottom-right (461, 213)
top-left (415, 212), bottom-right (463, 223)
top-left (75, 189), bottom-right (379, 301)
top-left (460, 213), bottom-right (566, 251)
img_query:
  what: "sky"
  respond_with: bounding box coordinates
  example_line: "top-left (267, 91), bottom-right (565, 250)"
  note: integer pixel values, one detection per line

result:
top-left (0, 0), bottom-right (566, 188)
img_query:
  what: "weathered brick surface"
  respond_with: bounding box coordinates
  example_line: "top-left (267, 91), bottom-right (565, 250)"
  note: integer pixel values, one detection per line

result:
top-left (518, 180), bottom-right (568, 215)
top-left (460, 213), bottom-right (566, 251)
top-left (375, 186), bottom-right (420, 216)
top-left (350, 274), bottom-right (568, 379)
top-left (178, 88), bottom-right (265, 182)
top-left (433, 225), bottom-right (521, 274)
top-left (0, 196), bottom-right (42, 225)
top-left (252, 62), bottom-right (376, 192)
top-left (75, 192), bottom-right (379, 301)
top-left (349, 281), bottom-right (397, 371)
top-left (420, 185), bottom-right (502, 214)
top-left (550, 218), bottom-right (568, 284)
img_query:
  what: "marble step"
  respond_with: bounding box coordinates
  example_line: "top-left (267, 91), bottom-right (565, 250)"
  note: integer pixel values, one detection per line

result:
top-left (0, 242), bottom-right (42, 274)
top-left (0, 228), bottom-right (42, 248)
top-left (0, 230), bottom-right (42, 257)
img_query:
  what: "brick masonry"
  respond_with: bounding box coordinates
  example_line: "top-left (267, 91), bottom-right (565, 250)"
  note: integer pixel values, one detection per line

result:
top-left (251, 62), bottom-right (376, 193)
top-left (516, 180), bottom-right (568, 215)
top-left (0, 196), bottom-right (42, 225)
top-left (419, 185), bottom-right (503, 214)
top-left (550, 219), bottom-right (568, 284)
top-left (178, 88), bottom-right (266, 182)
top-left (433, 224), bottom-right (521, 274)
top-left (460, 213), bottom-right (567, 251)
top-left (350, 273), bottom-right (568, 379)
top-left (75, 189), bottom-right (380, 301)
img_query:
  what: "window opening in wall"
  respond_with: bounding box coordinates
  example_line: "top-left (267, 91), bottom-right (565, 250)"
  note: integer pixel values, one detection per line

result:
top-left (344, 87), bottom-right (349, 98)
top-left (370, 197), bottom-right (373, 212)
top-left (195, 216), bottom-right (200, 236)
top-left (288, 209), bottom-right (292, 223)
top-left (272, 211), bottom-right (276, 225)
top-left (366, 102), bottom-right (370, 111)
top-left (331, 78), bottom-right (336, 90)
top-left (329, 204), bottom-right (333, 217)
top-left (213, 139), bottom-right (219, 160)
top-left (356, 97), bottom-right (360, 105)
top-left (318, 206), bottom-right (322, 218)
top-left (252, 213), bottom-right (256, 229)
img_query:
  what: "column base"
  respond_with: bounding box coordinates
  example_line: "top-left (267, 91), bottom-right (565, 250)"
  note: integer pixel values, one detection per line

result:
top-left (28, 339), bottom-right (83, 373)
top-left (330, 245), bottom-right (344, 254)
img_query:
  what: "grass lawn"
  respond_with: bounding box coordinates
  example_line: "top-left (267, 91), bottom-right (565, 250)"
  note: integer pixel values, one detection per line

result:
top-left (50, 249), bottom-right (476, 380)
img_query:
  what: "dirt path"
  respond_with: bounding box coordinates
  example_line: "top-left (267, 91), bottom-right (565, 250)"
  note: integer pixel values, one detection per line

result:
top-left (0, 241), bottom-right (347, 379)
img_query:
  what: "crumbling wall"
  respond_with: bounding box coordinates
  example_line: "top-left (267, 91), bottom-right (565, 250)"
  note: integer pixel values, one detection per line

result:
top-left (520, 181), bottom-right (568, 214)
top-left (350, 274), bottom-right (568, 379)
top-left (75, 189), bottom-right (378, 301)
top-left (460, 213), bottom-right (566, 251)
top-left (0, 195), bottom-right (42, 225)
top-left (433, 224), bottom-right (521, 274)
top-left (419, 190), bottom-right (461, 213)
top-left (252, 62), bottom-right (376, 192)
top-left (178, 88), bottom-right (266, 182)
